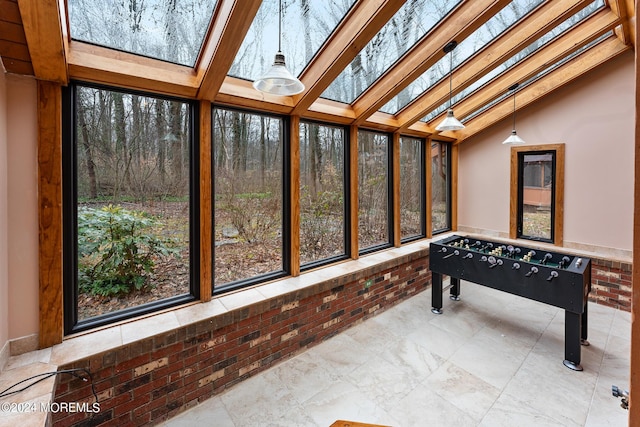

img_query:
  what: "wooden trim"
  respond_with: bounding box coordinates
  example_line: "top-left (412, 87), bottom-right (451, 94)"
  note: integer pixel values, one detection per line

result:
top-left (199, 101), bottom-right (212, 301)
top-left (291, 0), bottom-right (406, 116)
top-left (630, 2), bottom-right (639, 421)
top-left (392, 133), bottom-right (401, 247)
top-left (215, 76), bottom-right (294, 114)
top-left (352, 0), bottom-right (510, 125)
top-left (454, 35), bottom-right (629, 142)
top-left (289, 116), bottom-right (301, 276)
top-left (38, 81), bottom-right (63, 348)
top-left (17, 0), bottom-right (67, 83)
top-left (68, 41), bottom-right (199, 98)
top-left (349, 125), bottom-right (359, 259)
top-left (425, 137), bottom-right (433, 238)
top-left (509, 144), bottom-right (564, 246)
top-left (196, 0), bottom-right (262, 100)
top-left (608, 0), bottom-right (632, 45)
top-left (397, 0), bottom-right (598, 131)
top-left (450, 144), bottom-right (458, 232)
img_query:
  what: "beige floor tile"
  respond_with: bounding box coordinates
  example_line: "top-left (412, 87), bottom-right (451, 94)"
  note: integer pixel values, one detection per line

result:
top-left (163, 285), bottom-right (630, 427)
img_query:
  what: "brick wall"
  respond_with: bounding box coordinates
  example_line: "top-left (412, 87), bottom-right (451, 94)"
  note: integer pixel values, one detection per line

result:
top-left (589, 258), bottom-right (632, 311)
top-left (52, 255), bottom-right (431, 426)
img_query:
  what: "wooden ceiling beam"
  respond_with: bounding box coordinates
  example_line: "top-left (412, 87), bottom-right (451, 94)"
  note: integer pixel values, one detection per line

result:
top-left (396, 0), bottom-right (596, 131)
top-left (196, 0), bottom-right (262, 100)
top-left (351, 0), bottom-right (511, 126)
top-left (215, 76), bottom-right (294, 114)
top-left (428, 10), bottom-right (620, 135)
top-left (449, 36), bottom-right (629, 142)
top-left (16, 0), bottom-right (67, 83)
top-left (290, 0), bottom-right (406, 116)
top-left (609, 0), bottom-right (635, 46)
top-left (67, 42), bottom-right (199, 97)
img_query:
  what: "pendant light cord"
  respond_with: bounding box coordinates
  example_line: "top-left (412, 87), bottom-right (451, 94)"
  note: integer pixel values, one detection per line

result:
top-left (278, 0), bottom-right (282, 53)
top-left (513, 92), bottom-right (516, 130)
top-left (448, 51), bottom-right (453, 109)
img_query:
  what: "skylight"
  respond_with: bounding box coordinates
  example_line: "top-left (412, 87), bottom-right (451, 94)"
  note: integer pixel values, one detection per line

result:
top-left (228, 0), bottom-right (357, 81)
top-left (423, 0), bottom-right (607, 124)
top-left (380, 0), bottom-right (545, 115)
top-left (321, 0), bottom-right (461, 104)
top-left (67, 0), bottom-right (218, 67)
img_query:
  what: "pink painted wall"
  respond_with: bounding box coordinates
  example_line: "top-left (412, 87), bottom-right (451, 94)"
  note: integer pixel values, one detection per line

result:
top-left (458, 51), bottom-right (634, 256)
top-left (0, 69), bottom-right (9, 352)
top-left (6, 75), bottom-right (39, 340)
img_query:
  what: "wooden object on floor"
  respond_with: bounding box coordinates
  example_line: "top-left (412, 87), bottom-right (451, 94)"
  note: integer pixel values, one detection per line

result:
top-left (330, 421), bottom-right (392, 427)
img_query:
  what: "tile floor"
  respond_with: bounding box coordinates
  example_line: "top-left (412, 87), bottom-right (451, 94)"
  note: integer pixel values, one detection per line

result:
top-left (161, 283), bottom-right (630, 427)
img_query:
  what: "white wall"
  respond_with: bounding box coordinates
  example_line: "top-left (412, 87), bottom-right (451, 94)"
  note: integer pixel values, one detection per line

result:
top-left (458, 51), bottom-right (634, 258)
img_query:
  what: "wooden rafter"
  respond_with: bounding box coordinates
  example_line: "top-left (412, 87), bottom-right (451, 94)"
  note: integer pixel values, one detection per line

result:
top-left (67, 41), bottom-right (199, 97)
top-left (16, 0), bottom-right (67, 83)
top-left (449, 36), bottom-right (629, 142)
top-left (351, 0), bottom-right (511, 126)
top-left (290, 0), bottom-right (406, 116)
top-left (396, 0), bottom-right (596, 131)
top-left (429, 10), bottom-right (620, 138)
top-left (608, 0), bottom-right (633, 46)
top-left (196, 0), bottom-right (262, 100)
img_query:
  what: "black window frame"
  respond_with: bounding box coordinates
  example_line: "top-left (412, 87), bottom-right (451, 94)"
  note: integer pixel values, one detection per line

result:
top-left (357, 128), bottom-right (394, 256)
top-left (211, 105), bottom-right (291, 295)
top-left (62, 81), bottom-right (200, 335)
top-left (399, 135), bottom-right (427, 243)
top-left (431, 140), bottom-right (452, 235)
top-left (299, 119), bottom-right (351, 272)
top-left (516, 149), bottom-right (557, 243)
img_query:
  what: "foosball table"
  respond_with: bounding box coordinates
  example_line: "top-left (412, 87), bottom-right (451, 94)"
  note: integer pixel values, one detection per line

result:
top-left (429, 235), bottom-right (591, 371)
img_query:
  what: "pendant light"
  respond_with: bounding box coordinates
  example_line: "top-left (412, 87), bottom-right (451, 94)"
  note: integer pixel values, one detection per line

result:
top-left (436, 41), bottom-right (465, 132)
top-left (253, 0), bottom-right (305, 96)
top-left (502, 83), bottom-right (525, 144)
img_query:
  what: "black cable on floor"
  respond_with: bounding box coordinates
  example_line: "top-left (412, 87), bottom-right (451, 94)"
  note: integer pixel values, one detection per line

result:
top-left (0, 368), bottom-right (98, 402)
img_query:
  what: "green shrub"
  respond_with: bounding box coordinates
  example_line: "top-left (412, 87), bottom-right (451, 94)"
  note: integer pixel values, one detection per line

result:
top-left (77, 205), bottom-right (176, 296)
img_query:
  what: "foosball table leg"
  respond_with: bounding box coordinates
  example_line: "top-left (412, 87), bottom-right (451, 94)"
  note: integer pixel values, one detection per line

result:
top-left (450, 277), bottom-right (461, 301)
top-left (563, 310), bottom-right (584, 371)
top-left (431, 272), bottom-right (443, 314)
top-left (581, 301), bottom-right (590, 346)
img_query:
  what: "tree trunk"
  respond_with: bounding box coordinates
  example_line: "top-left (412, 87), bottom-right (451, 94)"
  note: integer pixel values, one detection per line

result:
top-left (77, 101), bottom-right (98, 199)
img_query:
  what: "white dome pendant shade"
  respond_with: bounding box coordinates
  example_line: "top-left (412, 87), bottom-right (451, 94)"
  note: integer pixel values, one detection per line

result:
top-left (252, 0), bottom-right (305, 96)
top-left (503, 83), bottom-right (525, 145)
top-left (253, 52), bottom-right (305, 96)
top-left (436, 41), bottom-right (464, 132)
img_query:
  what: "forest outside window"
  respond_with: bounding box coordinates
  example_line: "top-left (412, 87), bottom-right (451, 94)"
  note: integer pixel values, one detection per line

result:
top-left (299, 121), bottom-right (349, 269)
top-left (510, 144), bottom-right (564, 245)
top-left (399, 136), bottom-right (425, 242)
top-left (212, 107), bottom-right (289, 292)
top-left (63, 82), bottom-right (199, 334)
top-left (358, 130), bottom-right (392, 253)
top-left (431, 140), bottom-right (451, 234)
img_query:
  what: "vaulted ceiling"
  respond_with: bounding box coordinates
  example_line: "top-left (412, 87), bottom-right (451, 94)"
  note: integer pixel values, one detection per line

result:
top-left (0, 0), bottom-right (635, 143)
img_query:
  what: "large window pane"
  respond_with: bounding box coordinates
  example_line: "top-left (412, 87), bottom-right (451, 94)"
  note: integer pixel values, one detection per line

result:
top-left (520, 153), bottom-right (554, 241)
top-left (358, 130), bottom-right (390, 251)
top-left (68, 84), bottom-right (194, 328)
top-left (431, 140), bottom-right (450, 233)
top-left (299, 122), bottom-right (347, 266)
top-left (400, 136), bottom-right (424, 240)
top-left (213, 108), bottom-right (285, 288)
top-left (68, 0), bottom-right (217, 66)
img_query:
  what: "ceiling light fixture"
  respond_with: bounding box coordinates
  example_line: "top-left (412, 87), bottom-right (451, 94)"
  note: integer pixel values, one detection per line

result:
top-left (253, 0), bottom-right (305, 96)
top-left (436, 41), bottom-right (464, 132)
top-left (503, 83), bottom-right (525, 144)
